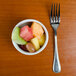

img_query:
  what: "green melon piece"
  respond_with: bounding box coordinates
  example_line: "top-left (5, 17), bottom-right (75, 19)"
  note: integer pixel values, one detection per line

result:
top-left (12, 27), bottom-right (27, 45)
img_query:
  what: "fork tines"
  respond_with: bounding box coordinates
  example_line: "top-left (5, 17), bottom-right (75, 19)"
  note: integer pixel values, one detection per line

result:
top-left (50, 3), bottom-right (60, 24)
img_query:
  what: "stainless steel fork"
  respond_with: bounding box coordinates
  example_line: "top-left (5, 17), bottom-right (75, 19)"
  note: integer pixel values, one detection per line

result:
top-left (50, 4), bottom-right (61, 73)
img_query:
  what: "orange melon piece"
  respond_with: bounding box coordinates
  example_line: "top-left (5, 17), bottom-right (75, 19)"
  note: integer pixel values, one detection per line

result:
top-left (31, 22), bottom-right (44, 39)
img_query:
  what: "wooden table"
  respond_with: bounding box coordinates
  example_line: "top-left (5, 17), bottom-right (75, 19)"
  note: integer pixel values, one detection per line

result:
top-left (0, 0), bottom-right (76, 76)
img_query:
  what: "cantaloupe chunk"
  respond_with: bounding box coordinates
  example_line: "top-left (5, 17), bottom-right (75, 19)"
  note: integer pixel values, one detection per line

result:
top-left (31, 22), bottom-right (44, 39)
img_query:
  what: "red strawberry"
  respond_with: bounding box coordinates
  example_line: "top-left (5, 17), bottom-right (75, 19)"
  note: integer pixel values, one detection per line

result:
top-left (20, 26), bottom-right (33, 41)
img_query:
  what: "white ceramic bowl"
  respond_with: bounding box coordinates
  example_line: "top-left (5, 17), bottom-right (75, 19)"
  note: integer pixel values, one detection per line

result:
top-left (12, 19), bottom-right (49, 55)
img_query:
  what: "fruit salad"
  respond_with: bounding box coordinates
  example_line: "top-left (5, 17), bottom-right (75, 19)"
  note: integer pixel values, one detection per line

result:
top-left (12, 22), bottom-right (45, 53)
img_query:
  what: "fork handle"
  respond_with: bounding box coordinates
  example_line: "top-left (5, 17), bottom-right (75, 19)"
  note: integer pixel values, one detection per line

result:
top-left (53, 31), bottom-right (61, 73)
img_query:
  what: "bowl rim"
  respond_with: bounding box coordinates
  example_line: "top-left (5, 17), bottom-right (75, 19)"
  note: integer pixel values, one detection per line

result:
top-left (12, 19), bottom-right (49, 55)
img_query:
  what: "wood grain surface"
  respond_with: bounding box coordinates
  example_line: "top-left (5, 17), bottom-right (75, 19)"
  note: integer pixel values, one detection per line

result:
top-left (0, 0), bottom-right (76, 76)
